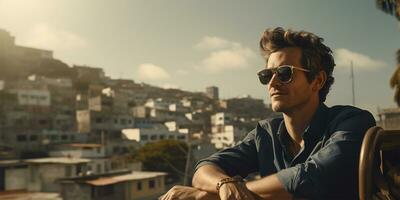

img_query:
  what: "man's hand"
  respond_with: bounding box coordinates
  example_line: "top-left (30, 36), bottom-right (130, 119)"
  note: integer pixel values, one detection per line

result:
top-left (218, 182), bottom-right (259, 200)
top-left (159, 185), bottom-right (218, 200)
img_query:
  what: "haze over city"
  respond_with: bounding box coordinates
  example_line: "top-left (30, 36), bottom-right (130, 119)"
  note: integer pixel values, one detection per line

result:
top-left (1, 0), bottom-right (399, 115)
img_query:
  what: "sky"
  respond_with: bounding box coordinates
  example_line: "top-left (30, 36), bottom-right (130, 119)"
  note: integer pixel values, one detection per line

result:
top-left (0, 0), bottom-right (399, 117)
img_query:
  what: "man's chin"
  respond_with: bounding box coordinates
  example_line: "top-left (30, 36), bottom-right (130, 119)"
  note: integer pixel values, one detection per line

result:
top-left (271, 104), bottom-right (285, 113)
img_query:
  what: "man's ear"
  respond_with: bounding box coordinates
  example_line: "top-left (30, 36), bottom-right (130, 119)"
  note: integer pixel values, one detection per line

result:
top-left (312, 71), bottom-right (327, 92)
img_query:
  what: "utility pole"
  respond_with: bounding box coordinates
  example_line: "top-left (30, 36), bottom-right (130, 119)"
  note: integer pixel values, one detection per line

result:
top-left (183, 136), bottom-right (192, 186)
top-left (350, 61), bottom-right (356, 106)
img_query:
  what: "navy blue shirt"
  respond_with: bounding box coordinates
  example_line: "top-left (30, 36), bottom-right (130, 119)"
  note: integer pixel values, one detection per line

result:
top-left (195, 104), bottom-right (376, 199)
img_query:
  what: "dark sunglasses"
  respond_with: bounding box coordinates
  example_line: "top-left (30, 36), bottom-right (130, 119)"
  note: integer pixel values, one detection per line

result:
top-left (257, 65), bottom-right (311, 84)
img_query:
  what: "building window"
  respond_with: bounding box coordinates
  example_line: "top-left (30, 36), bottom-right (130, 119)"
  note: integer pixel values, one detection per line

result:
top-left (96, 118), bottom-right (102, 123)
top-left (38, 119), bottom-right (47, 125)
top-left (76, 164), bottom-right (82, 175)
top-left (96, 117), bottom-right (103, 124)
top-left (149, 179), bottom-right (155, 189)
top-left (177, 135), bottom-right (185, 140)
top-left (169, 135), bottom-right (174, 139)
top-left (137, 182), bottom-right (142, 191)
top-left (17, 135), bottom-right (27, 142)
top-left (159, 135), bottom-right (165, 140)
top-left (140, 135), bottom-right (148, 141)
top-left (50, 135), bottom-right (59, 141)
top-left (114, 119), bottom-right (118, 124)
top-left (97, 164), bottom-right (102, 173)
top-left (15, 119), bottom-right (23, 124)
top-left (61, 135), bottom-right (68, 140)
top-left (65, 166), bottom-right (72, 177)
top-left (150, 135), bottom-right (157, 140)
top-left (30, 135), bottom-right (38, 141)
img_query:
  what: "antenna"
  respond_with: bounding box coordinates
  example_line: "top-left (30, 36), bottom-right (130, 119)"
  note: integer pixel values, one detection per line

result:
top-left (350, 61), bottom-right (355, 106)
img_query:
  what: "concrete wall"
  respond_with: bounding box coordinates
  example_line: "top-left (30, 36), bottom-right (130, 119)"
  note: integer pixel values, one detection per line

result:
top-left (28, 164), bottom-right (76, 192)
top-left (95, 182), bottom-right (126, 200)
top-left (49, 147), bottom-right (106, 158)
top-left (131, 176), bottom-right (165, 200)
top-left (5, 167), bottom-right (27, 190)
top-left (60, 183), bottom-right (92, 200)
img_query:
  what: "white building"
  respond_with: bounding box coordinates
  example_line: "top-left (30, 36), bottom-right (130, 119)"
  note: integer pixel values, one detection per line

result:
top-left (211, 112), bottom-right (233, 126)
top-left (28, 75), bottom-right (73, 88)
top-left (144, 98), bottom-right (170, 110)
top-left (25, 157), bottom-right (91, 192)
top-left (210, 125), bottom-right (248, 149)
top-left (76, 110), bottom-right (135, 133)
top-left (122, 125), bottom-right (188, 145)
top-left (13, 89), bottom-right (51, 106)
top-left (169, 103), bottom-right (190, 113)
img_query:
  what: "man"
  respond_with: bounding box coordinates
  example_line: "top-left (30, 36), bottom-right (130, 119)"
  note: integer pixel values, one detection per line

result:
top-left (160, 27), bottom-right (376, 200)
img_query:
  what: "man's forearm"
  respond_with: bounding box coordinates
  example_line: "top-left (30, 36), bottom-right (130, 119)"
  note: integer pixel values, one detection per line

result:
top-left (246, 174), bottom-right (293, 200)
top-left (192, 165), bottom-right (293, 200)
top-left (192, 164), bottom-right (231, 193)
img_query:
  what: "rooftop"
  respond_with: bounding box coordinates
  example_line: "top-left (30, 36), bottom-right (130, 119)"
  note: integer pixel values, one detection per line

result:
top-left (61, 143), bottom-right (103, 148)
top-left (0, 160), bottom-right (25, 167)
top-left (85, 171), bottom-right (167, 186)
top-left (0, 190), bottom-right (61, 200)
top-left (61, 171), bottom-right (167, 186)
top-left (25, 157), bottom-right (91, 164)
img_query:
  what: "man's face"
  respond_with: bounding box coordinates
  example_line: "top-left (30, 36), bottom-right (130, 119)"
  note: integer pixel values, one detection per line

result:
top-left (266, 47), bottom-right (317, 113)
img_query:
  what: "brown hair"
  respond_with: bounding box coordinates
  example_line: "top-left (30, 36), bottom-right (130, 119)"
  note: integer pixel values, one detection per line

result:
top-left (259, 27), bottom-right (335, 102)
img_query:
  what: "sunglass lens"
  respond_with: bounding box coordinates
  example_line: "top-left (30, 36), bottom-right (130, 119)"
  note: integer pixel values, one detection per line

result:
top-left (258, 69), bottom-right (272, 85)
top-left (277, 66), bottom-right (292, 82)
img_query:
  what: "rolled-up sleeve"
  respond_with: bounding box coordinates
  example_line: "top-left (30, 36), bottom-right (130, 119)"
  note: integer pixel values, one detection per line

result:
top-left (194, 128), bottom-right (259, 178)
top-left (276, 110), bottom-right (376, 199)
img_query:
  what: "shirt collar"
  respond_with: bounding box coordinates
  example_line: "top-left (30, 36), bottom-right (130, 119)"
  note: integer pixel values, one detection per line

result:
top-left (277, 103), bottom-right (329, 143)
top-left (304, 103), bottom-right (329, 141)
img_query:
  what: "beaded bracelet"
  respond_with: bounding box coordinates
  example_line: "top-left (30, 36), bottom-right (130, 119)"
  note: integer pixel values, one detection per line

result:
top-left (216, 175), bottom-right (243, 192)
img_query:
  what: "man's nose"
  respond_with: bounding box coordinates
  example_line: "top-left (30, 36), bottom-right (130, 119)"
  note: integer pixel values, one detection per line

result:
top-left (269, 73), bottom-right (281, 87)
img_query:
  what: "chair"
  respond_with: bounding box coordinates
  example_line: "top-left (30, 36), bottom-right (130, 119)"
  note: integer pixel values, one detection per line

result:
top-left (359, 126), bottom-right (400, 200)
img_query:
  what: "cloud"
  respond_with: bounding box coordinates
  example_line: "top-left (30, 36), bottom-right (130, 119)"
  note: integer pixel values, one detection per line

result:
top-left (334, 48), bottom-right (386, 70)
top-left (20, 23), bottom-right (89, 51)
top-left (138, 63), bottom-right (171, 80)
top-left (202, 47), bottom-right (255, 73)
top-left (194, 36), bottom-right (230, 50)
top-left (195, 36), bottom-right (257, 73)
top-left (176, 69), bottom-right (189, 76)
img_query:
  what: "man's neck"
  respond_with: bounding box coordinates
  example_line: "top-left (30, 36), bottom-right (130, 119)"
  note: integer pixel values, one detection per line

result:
top-left (282, 99), bottom-right (320, 146)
